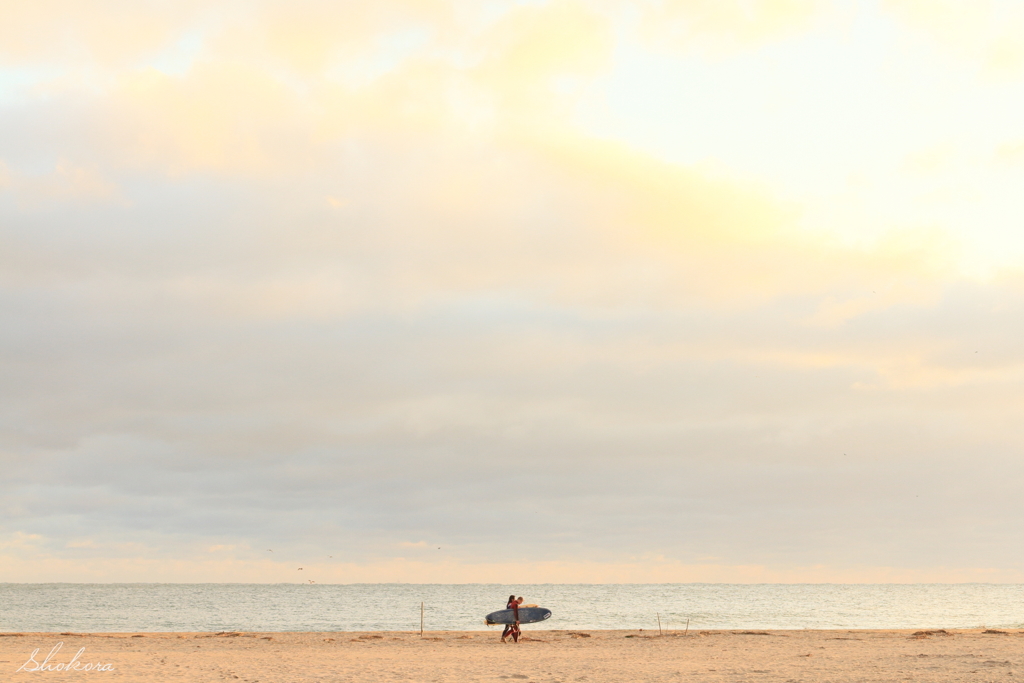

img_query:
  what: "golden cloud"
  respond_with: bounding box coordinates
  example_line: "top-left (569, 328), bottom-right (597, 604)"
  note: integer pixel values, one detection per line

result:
top-left (639, 0), bottom-right (824, 55)
top-left (212, 0), bottom-right (451, 75)
top-left (110, 62), bottom-right (310, 175)
top-left (0, 0), bottom-right (987, 396)
top-left (474, 0), bottom-right (613, 91)
top-left (884, 0), bottom-right (1024, 76)
top-left (0, 0), bottom-right (204, 65)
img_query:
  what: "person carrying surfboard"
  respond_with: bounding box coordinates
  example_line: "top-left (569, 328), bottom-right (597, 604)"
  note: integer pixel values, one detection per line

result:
top-left (501, 596), bottom-right (523, 643)
top-left (485, 599), bottom-right (550, 635)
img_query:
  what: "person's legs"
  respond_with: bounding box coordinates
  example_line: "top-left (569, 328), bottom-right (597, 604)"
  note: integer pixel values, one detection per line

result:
top-left (501, 624), bottom-right (512, 642)
top-left (511, 623), bottom-right (520, 643)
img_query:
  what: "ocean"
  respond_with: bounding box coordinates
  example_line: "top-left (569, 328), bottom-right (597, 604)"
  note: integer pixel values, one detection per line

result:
top-left (2, 584), bottom-right (1023, 633)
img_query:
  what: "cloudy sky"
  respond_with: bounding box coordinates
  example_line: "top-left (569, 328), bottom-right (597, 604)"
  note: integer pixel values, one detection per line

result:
top-left (3, 0), bottom-right (1024, 583)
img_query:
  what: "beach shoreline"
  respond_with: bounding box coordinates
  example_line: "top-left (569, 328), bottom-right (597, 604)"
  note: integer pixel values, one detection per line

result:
top-left (4, 628), bottom-right (1022, 681)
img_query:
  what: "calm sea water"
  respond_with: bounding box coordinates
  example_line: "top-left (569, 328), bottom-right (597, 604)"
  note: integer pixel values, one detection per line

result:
top-left (2, 584), bottom-right (1023, 632)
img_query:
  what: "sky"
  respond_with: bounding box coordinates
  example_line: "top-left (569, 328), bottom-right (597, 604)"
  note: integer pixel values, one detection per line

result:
top-left (3, 0), bottom-right (1024, 584)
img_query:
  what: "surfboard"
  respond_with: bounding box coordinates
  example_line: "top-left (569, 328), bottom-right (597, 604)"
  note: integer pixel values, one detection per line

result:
top-left (485, 607), bottom-right (552, 625)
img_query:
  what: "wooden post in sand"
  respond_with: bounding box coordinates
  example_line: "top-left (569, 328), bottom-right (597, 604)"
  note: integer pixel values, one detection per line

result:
top-left (657, 613), bottom-right (662, 636)
top-left (420, 602), bottom-right (424, 636)
top-left (684, 618), bottom-right (689, 636)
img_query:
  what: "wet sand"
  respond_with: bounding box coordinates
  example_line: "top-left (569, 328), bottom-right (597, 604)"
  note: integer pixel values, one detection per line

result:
top-left (3, 628), bottom-right (1023, 681)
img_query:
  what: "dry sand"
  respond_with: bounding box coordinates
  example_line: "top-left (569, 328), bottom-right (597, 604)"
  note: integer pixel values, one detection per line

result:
top-left (3, 628), bottom-right (1023, 682)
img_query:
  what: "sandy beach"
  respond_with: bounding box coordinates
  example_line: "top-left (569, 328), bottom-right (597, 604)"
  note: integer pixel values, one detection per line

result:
top-left (3, 629), bottom-right (1023, 682)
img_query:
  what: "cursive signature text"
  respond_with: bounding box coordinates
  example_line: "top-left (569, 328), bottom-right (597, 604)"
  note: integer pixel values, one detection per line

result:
top-left (16, 642), bottom-right (115, 672)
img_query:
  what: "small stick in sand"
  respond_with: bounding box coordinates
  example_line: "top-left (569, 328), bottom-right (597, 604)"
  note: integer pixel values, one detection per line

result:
top-left (684, 618), bottom-right (689, 636)
top-left (420, 602), bottom-right (424, 637)
top-left (657, 613), bottom-right (662, 636)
